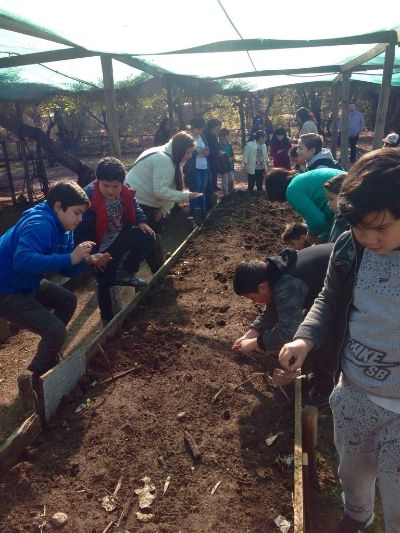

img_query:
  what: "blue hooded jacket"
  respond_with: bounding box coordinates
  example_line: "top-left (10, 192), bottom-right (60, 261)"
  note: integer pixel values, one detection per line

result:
top-left (0, 202), bottom-right (84, 294)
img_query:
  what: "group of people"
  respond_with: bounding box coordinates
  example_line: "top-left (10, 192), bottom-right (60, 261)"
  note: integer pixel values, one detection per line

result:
top-left (232, 146), bottom-right (400, 532)
top-left (1, 106), bottom-right (400, 532)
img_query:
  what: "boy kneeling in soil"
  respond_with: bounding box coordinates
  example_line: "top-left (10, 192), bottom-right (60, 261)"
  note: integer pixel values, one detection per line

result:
top-left (279, 148), bottom-right (400, 532)
top-left (75, 157), bottom-right (156, 326)
top-left (281, 221), bottom-right (308, 250)
top-left (0, 181), bottom-right (109, 385)
top-left (232, 243), bottom-right (334, 407)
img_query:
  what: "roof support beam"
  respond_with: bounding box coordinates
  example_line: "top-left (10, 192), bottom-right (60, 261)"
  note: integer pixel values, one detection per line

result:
top-left (100, 55), bottom-right (121, 158)
top-left (372, 43), bottom-right (396, 149)
top-left (331, 83), bottom-right (340, 159)
top-left (340, 42), bottom-right (389, 72)
top-left (0, 13), bottom-right (76, 47)
top-left (340, 71), bottom-right (351, 170)
top-left (0, 48), bottom-right (96, 69)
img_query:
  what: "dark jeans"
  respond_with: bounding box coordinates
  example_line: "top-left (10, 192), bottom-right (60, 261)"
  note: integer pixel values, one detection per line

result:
top-left (248, 169), bottom-right (264, 191)
top-left (140, 204), bottom-right (165, 273)
top-left (189, 168), bottom-right (208, 217)
top-left (309, 334), bottom-right (336, 395)
top-left (338, 133), bottom-right (359, 162)
top-left (97, 226), bottom-right (155, 322)
top-left (0, 280), bottom-right (77, 376)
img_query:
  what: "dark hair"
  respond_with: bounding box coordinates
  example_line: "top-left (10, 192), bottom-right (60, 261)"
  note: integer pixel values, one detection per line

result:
top-left (255, 129), bottom-right (266, 142)
top-left (171, 131), bottom-right (195, 191)
top-left (324, 173), bottom-right (346, 195)
top-left (281, 221), bottom-right (308, 243)
top-left (289, 146), bottom-right (298, 159)
top-left (190, 116), bottom-right (206, 129)
top-left (219, 128), bottom-right (230, 138)
top-left (159, 117), bottom-right (169, 128)
top-left (296, 107), bottom-right (314, 124)
top-left (299, 133), bottom-right (322, 154)
top-left (338, 148), bottom-right (400, 225)
top-left (47, 180), bottom-right (89, 210)
top-left (233, 260), bottom-right (270, 295)
top-left (96, 156), bottom-right (126, 183)
top-left (206, 118), bottom-right (222, 131)
top-left (265, 168), bottom-right (296, 202)
top-left (247, 133), bottom-right (255, 142)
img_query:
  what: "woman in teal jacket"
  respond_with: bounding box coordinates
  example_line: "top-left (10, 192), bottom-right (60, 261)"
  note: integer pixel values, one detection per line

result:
top-left (286, 168), bottom-right (345, 244)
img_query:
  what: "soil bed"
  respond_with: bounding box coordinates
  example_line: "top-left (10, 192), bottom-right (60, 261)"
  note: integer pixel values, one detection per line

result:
top-left (1, 192), bottom-right (297, 532)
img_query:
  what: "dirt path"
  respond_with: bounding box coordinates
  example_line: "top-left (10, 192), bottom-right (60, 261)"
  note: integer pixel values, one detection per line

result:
top-left (1, 192), bottom-right (298, 533)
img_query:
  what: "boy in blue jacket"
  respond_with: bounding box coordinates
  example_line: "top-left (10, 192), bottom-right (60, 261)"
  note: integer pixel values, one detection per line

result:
top-left (75, 157), bottom-right (156, 325)
top-left (0, 180), bottom-right (104, 381)
top-left (280, 148), bottom-right (400, 532)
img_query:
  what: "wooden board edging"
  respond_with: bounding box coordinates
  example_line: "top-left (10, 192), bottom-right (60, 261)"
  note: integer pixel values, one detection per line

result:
top-left (0, 413), bottom-right (41, 475)
top-left (294, 374), bottom-right (305, 532)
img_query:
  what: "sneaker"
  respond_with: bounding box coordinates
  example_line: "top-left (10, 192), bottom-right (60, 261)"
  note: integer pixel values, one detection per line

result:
top-left (117, 276), bottom-right (148, 288)
top-left (306, 387), bottom-right (331, 409)
top-left (329, 513), bottom-right (374, 533)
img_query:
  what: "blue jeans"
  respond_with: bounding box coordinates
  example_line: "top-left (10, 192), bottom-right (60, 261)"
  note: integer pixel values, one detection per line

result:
top-left (189, 168), bottom-right (208, 217)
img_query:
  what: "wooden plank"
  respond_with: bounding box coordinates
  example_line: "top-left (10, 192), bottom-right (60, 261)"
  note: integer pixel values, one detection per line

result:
top-left (372, 43), bottom-right (396, 149)
top-left (340, 43), bottom-right (388, 72)
top-left (0, 414), bottom-right (41, 474)
top-left (340, 72), bottom-right (350, 171)
top-left (302, 405), bottom-right (318, 483)
top-left (100, 55), bottom-right (121, 158)
top-left (294, 375), bottom-right (304, 533)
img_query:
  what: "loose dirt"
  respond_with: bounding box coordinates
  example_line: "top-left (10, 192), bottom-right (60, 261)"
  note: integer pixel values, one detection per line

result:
top-left (1, 191), bottom-right (298, 532)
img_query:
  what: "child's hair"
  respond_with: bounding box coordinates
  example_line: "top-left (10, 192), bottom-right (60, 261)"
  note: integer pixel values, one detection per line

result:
top-left (247, 133), bottom-right (255, 142)
top-left (171, 131), bottom-right (195, 191)
top-left (219, 128), bottom-right (230, 138)
top-left (233, 260), bottom-right (269, 295)
top-left (47, 180), bottom-right (89, 210)
top-left (299, 133), bottom-right (322, 154)
top-left (296, 107), bottom-right (315, 124)
top-left (255, 130), bottom-right (266, 142)
top-left (206, 118), bottom-right (222, 130)
top-left (338, 147), bottom-right (400, 225)
top-left (96, 156), bottom-right (126, 183)
top-left (190, 116), bottom-right (206, 130)
top-left (271, 127), bottom-right (287, 143)
top-left (324, 173), bottom-right (346, 195)
top-left (289, 146), bottom-right (298, 159)
top-left (265, 168), bottom-right (296, 202)
top-left (281, 221), bottom-right (308, 244)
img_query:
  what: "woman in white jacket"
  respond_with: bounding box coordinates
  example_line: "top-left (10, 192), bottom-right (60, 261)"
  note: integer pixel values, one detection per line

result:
top-left (243, 130), bottom-right (269, 191)
top-left (125, 131), bottom-right (202, 270)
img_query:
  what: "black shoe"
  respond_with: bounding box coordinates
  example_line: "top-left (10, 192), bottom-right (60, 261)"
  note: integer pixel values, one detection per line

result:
top-left (329, 513), bottom-right (374, 532)
top-left (117, 276), bottom-right (148, 288)
top-left (306, 387), bottom-right (331, 409)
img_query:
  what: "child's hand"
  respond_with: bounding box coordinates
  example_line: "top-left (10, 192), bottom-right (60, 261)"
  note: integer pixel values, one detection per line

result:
top-left (86, 252), bottom-right (112, 272)
top-left (139, 223), bottom-right (155, 236)
top-left (189, 192), bottom-right (203, 199)
top-left (232, 337), bottom-right (258, 353)
top-left (278, 338), bottom-right (314, 371)
top-left (71, 241), bottom-right (96, 265)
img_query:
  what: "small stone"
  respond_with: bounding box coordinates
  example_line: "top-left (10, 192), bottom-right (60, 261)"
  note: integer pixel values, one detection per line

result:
top-left (177, 411), bottom-right (187, 421)
top-left (50, 512), bottom-right (68, 529)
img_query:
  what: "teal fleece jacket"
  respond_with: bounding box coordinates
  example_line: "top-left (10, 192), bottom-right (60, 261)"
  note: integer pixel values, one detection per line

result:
top-left (286, 168), bottom-right (343, 239)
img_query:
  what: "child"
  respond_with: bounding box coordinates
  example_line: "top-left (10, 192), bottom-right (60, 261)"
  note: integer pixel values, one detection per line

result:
top-left (243, 130), bottom-right (269, 191)
top-left (289, 146), bottom-right (307, 173)
top-left (218, 128), bottom-right (235, 195)
top-left (232, 243), bottom-right (334, 406)
top-left (298, 133), bottom-right (342, 171)
top-left (0, 180), bottom-right (107, 383)
top-left (269, 127), bottom-right (292, 169)
top-left (279, 147), bottom-right (400, 532)
top-left (323, 174), bottom-right (349, 243)
top-left (281, 221), bottom-right (308, 250)
top-left (382, 132), bottom-right (400, 148)
top-left (75, 157), bottom-right (156, 325)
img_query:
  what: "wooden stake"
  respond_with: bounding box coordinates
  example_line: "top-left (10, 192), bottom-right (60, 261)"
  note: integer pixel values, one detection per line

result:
top-left (17, 374), bottom-right (35, 415)
top-left (0, 413), bottom-right (41, 474)
top-left (302, 405), bottom-right (318, 483)
top-left (184, 431), bottom-right (202, 460)
top-left (97, 365), bottom-right (141, 386)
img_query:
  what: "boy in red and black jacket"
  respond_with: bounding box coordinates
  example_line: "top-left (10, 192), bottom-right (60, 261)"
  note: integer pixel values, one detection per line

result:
top-left (75, 157), bottom-right (155, 325)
